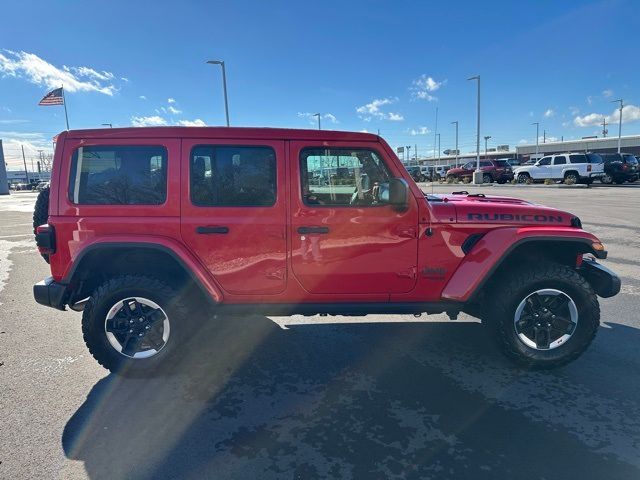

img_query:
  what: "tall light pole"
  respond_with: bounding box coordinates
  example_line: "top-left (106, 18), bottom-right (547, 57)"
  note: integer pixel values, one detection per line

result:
top-left (611, 98), bottom-right (623, 153)
top-left (436, 134), bottom-right (441, 166)
top-left (532, 122), bottom-right (539, 157)
top-left (433, 107), bottom-right (438, 161)
top-left (484, 135), bottom-right (491, 158)
top-left (451, 121), bottom-right (459, 167)
top-left (467, 75), bottom-right (481, 183)
top-left (206, 60), bottom-right (230, 127)
top-left (313, 113), bottom-right (321, 130)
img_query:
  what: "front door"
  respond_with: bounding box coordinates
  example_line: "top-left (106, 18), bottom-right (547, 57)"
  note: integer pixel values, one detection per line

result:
top-left (533, 156), bottom-right (553, 179)
top-left (180, 139), bottom-right (287, 295)
top-left (290, 141), bottom-right (419, 295)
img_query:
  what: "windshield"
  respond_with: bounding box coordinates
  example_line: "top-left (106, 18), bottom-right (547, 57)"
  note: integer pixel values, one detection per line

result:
top-left (586, 153), bottom-right (603, 164)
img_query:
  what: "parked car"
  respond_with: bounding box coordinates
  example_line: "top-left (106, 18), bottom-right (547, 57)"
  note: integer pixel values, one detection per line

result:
top-left (446, 159), bottom-right (514, 183)
top-left (33, 127), bottom-right (620, 374)
top-left (505, 158), bottom-right (521, 167)
top-left (599, 153), bottom-right (639, 184)
top-left (405, 166), bottom-right (425, 182)
top-left (36, 181), bottom-right (50, 192)
top-left (514, 153), bottom-right (604, 184)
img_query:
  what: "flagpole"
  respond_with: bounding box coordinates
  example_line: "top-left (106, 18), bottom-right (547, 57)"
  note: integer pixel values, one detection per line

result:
top-left (61, 85), bottom-right (70, 130)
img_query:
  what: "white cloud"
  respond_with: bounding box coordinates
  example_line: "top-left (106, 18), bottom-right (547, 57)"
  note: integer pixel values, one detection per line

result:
top-left (409, 126), bottom-right (430, 136)
top-left (297, 112), bottom-right (339, 125)
top-left (539, 135), bottom-right (559, 143)
top-left (168, 98), bottom-right (176, 104)
top-left (574, 112), bottom-right (604, 127)
top-left (356, 97), bottom-right (401, 121)
top-left (0, 119), bottom-right (28, 124)
top-left (359, 129), bottom-right (369, 133)
top-left (410, 75), bottom-right (445, 101)
top-left (519, 139), bottom-right (529, 144)
top-left (544, 108), bottom-right (555, 118)
top-left (0, 131), bottom-right (53, 169)
top-left (139, 95), bottom-right (147, 100)
top-left (131, 115), bottom-right (168, 127)
top-left (587, 96), bottom-right (594, 105)
top-left (0, 50), bottom-right (119, 96)
top-left (602, 89), bottom-right (613, 98)
top-left (573, 104), bottom-right (640, 127)
top-left (168, 105), bottom-right (182, 115)
top-left (569, 106), bottom-right (580, 115)
top-left (177, 119), bottom-right (206, 127)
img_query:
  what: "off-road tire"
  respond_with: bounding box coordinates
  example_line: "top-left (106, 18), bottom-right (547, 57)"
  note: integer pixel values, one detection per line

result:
top-left (485, 262), bottom-right (600, 369)
top-left (600, 173), bottom-right (613, 184)
top-left (517, 173), bottom-right (530, 184)
top-left (32, 186), bottom-right (50, 263)
top-left (82, 275), bottom-right (190, 376)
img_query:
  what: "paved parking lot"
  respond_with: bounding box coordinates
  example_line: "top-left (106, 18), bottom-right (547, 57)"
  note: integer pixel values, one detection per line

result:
top-left (1, 187), bottom-right (639, 479)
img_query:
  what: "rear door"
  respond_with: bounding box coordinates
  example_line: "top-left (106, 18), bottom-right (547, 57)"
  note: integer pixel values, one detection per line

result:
top-left (552, 155), bottom-right (567, 179)
top-left (180, 139), bottom-right (287, 295)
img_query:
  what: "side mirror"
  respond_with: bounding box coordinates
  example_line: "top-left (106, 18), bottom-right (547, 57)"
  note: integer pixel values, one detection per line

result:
top-left (389, 178), bottom-right (409, 211)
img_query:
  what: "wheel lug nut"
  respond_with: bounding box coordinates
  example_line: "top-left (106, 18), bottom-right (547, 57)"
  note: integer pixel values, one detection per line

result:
top-left (145, 325), bottom-right (150, 330)
top-left (138, 333), bottom-right (143, 337)
top-left (129, 329), bottom-right (133, 333)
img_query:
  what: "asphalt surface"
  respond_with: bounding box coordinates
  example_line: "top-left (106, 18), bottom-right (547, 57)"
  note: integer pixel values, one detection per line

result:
top-left (1, 186), bottom-right (639, 480)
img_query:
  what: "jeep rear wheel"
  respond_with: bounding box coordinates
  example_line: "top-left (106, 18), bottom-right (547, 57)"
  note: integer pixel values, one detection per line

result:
top-left (486, 262), bottom-right (599, 369)
top-left (564, 172), bottom-right (579, 184)
top-left (600, 173), bottom-right (613, 184)
top-left (82, 275), bottom-right (190, 376)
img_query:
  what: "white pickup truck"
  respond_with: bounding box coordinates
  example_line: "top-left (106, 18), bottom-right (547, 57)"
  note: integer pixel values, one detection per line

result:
top-left (514, 153), bottom-right (604, 184)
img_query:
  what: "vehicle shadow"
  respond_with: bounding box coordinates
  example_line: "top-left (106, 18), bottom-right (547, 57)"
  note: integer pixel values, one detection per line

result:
top-left (62, 316), bottom-right (640, 480)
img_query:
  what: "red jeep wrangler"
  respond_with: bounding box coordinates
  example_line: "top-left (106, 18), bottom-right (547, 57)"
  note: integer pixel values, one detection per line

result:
top-left (33, 127), bottom-right (620, 375)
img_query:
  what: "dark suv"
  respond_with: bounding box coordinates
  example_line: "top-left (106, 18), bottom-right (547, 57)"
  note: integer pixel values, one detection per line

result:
top-left (446, 159), bottom-right (514, 183)
top-left (599, 153), bottom-right (639, 184)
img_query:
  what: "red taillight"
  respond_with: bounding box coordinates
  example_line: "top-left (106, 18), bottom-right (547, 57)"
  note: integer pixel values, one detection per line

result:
top-left (623, 164), bottom-right (629, 171)
top-left (35, 224), bottom-right (56, 255)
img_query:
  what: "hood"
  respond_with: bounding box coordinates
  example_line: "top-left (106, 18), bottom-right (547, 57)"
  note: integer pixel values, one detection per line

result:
top-left (426, 192), bottom-right (580, 227)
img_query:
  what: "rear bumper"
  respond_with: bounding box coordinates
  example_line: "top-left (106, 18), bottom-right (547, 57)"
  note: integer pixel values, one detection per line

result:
top-left (579, 259), bottom-right (621, 298)
top-left (588, 172), bottom-right (604, 178)
top-left (33, 277), bottom-right (68, 311)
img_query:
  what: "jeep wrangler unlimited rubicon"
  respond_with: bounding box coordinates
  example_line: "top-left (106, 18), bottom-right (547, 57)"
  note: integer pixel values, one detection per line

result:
top-left (33, 127), bottom-right (620, 375)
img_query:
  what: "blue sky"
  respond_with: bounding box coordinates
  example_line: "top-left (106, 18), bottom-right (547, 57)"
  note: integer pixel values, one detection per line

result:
top-left (1, 0), bottom-right (639, 168)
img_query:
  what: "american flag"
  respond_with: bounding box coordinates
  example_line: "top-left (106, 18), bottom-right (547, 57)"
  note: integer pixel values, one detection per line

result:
top-left (39, 87), bottom-right (64, 106)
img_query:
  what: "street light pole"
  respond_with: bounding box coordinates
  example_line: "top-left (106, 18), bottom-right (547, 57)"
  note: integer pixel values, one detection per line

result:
top-left (436, 134), bottom-right (441, 166)
top-left (313, 113), bottom-right (321, 130)
top-left (206, 60), bottom-right (230, 126)
top-left (484, 135), bottom-right (491, 158)
top-left (532, 122), bottom-right (539, 157)
top-left (611, 99), bottom-right (623, 153)
top-left (467, 75), bottom-right (481, 183)
top-left (451, 121), bottom-right (458, 167)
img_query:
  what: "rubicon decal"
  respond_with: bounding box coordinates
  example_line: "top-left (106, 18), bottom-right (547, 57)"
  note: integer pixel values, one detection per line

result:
top-left (467, 213), bottom-right (564, 223)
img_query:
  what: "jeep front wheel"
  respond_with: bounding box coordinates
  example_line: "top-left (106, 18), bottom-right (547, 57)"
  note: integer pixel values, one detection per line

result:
top-left (82, 275), bottom-right (190, 376)
top-left (487, 262), bottom-right (600, 369)
top-left (517, 173), bottom-right (530, 184)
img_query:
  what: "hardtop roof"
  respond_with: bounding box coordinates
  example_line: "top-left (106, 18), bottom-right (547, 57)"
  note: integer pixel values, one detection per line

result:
top-left (64, 126), bottom-right (381, 142)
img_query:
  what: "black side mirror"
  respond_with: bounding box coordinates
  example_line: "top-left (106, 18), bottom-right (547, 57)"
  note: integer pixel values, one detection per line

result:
top-left (389, 178), bottom-right (409, 211)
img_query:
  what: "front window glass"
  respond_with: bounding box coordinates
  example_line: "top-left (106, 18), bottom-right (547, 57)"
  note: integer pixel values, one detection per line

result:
top-left (190, 145), bottom-right (276, 207)
top-left (300, 148), bottom-right (391, 206)
top-left (68, 145), bottom-right (167, 205)
top-left (538, 157), bottom-right (552, 166)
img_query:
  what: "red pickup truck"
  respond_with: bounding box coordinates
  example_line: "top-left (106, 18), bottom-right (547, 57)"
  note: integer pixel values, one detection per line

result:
top-left (33, 127), bottom-right (620, 375)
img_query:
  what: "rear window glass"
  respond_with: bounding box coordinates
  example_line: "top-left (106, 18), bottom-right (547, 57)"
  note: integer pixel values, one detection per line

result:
top-left (190, 145), bottom-right (276, 206)
top-left (554, 156), bottom-right (567, 165)
top-left (569, 154), bottom-right (587, 164)
top-left (495, 160), bottom-right (510, 166)
top-left (68, 145), bottom-right (167, 205)
top-left (623, 155), bottom-right (638, 165)
top-left (586, 154), bottom-right (603, 163)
